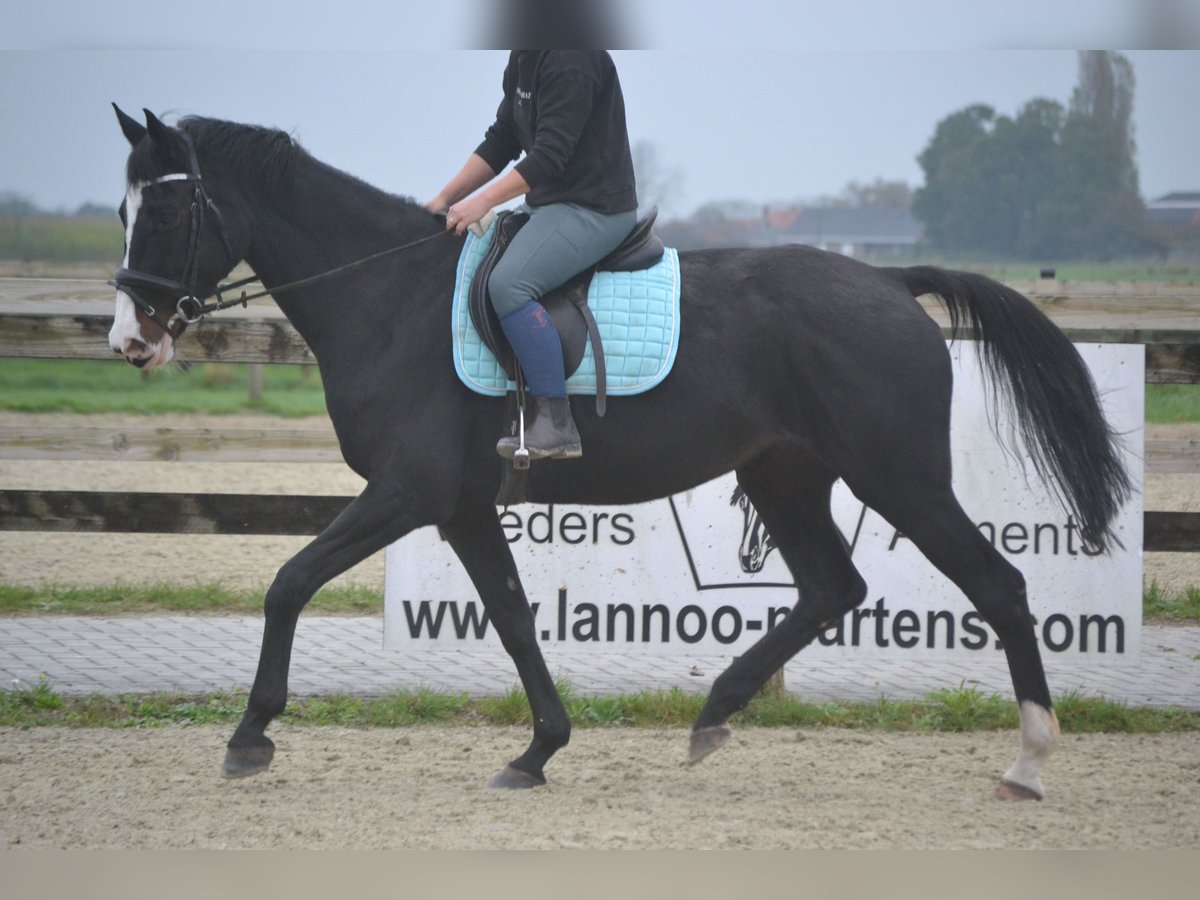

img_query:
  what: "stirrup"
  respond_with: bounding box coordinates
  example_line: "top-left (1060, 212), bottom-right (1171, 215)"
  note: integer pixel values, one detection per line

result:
top-left (512, 380), bottom-right (530, 470)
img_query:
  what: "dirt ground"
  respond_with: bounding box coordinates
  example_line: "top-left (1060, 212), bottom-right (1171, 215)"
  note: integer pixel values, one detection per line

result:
top-left (0, 413), bottom-right (1196, 594)
top-left (0, 724), bottom-right (1197, 849)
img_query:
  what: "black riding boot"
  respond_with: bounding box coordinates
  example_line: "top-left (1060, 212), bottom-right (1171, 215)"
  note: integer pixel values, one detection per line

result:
top-left (497, 396), bottom-right (582, 460)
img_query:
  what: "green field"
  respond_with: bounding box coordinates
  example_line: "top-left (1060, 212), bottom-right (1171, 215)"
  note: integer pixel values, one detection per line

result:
top-left (0, 217), bottom-right (122, 264)
top-left (1, 357), bottom-right (1198, 421)
top-left (0, 358), bottom-right (327, 417)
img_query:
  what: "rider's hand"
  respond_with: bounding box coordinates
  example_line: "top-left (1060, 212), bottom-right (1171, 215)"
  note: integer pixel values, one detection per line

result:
top-left (445, 195), bottom-right (493, 236)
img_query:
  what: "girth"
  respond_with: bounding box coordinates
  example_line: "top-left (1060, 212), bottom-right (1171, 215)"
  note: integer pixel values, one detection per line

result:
top-left (468, 207), bottom-right (664, 417)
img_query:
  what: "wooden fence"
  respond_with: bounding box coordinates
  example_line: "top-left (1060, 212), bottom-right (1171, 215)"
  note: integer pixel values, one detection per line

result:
top-left (2, 280), bottom-right (1200, 550)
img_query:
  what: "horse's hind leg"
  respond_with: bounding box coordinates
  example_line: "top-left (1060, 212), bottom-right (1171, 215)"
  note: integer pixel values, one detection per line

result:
top-left (690, 449), bottom-right (868, 760)
top-left (438, 503), bottom-right (571, 788)
top-left (863, 482), bottom-right (1058, 800)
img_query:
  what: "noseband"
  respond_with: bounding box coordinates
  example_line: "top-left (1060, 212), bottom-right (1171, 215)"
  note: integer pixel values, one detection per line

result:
top-left (109, 130), bottom-right (238, 340)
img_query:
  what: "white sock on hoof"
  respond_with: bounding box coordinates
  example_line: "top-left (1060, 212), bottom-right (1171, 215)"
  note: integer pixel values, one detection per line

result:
top-left (1002, 701), bottom-right (1060, 798)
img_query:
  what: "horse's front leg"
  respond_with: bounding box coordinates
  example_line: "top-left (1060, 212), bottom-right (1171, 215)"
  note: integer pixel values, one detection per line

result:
top-left (439, 503), bottom-right (571, 788)
top-left (223, 480), bottom-right (430, 777)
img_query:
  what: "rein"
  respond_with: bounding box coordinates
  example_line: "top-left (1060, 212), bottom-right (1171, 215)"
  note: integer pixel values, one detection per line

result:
top-left (163, 227), bottom-right (453, 322)
top-left (110, 130), bottom-right (454, 338)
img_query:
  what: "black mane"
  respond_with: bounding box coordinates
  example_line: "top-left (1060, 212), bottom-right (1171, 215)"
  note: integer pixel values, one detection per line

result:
top-left (125, 115), bottom-right (421, 213)
top-left (183, 117), bottom-right (298, 184)
top-left (125, 115), bottom-right (296, 188)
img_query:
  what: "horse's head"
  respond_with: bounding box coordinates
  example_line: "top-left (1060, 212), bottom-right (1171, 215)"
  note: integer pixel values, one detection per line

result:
top-left (109, 105), bottom-right (246, 368)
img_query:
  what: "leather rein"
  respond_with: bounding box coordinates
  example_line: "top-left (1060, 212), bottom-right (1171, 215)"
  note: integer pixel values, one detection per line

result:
top-left (109, 131), bottom-right (453, 340)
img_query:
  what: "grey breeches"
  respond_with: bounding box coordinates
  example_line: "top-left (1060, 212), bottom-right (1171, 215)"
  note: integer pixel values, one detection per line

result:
top-left (488, 203), bottom-right (637, 318)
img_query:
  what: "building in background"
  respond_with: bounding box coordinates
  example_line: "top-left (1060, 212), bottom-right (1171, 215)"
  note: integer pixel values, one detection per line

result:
top-left (660, 204), bottom-right (923, 258)
top-left (1145, 192), bottom-right (1200, 258)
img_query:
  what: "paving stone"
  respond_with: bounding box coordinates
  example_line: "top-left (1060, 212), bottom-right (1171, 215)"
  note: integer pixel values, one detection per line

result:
top-left (0, 616), bottom-right (1196, 708)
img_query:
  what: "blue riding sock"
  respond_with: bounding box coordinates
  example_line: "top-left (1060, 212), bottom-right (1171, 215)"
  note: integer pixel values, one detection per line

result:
top-left (499, 301), bottom-right (567, 398)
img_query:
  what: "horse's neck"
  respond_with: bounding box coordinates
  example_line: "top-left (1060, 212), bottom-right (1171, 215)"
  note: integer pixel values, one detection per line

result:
top-left (240, 162), bottom-right (435, 353)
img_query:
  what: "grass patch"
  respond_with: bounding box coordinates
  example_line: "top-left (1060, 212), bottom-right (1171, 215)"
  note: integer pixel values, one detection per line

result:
top-left (0, 359), bottom-right (327, 417)
top-left (1145, 384), bottom-right (1200, 424)
top-left (0, 583), bottom-right (382, 617)
top-left (289, 689), bottom-right (472, 727)
top-left (917, 685), bottom-right (1018, 731)
top-left (3, 680), bottom-right (1195, 732)
top-left (1052, 690), bottom-right (1199, 733)
top-left (1142, 582), bottom-right (1200, 622)
top-left (476, 686), bottom-right (542, 725)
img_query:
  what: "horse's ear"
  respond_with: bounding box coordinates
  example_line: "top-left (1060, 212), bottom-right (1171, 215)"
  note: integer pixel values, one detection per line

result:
top-left (113, 103), bottom-right (146, 146)
top-left (143, 108), bottom-right (172, 148)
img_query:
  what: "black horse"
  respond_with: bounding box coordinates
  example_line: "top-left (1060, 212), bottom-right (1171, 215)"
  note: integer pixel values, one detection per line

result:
top-left (108, 107), bottom-right (1130, 800)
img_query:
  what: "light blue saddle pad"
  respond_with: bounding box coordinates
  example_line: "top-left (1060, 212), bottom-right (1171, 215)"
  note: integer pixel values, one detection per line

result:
top-left (452, 217), bottom-right (682, 397)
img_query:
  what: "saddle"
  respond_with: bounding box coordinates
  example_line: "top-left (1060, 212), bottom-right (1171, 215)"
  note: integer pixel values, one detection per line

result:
top-left (467, 207), bottom-right (664, 417)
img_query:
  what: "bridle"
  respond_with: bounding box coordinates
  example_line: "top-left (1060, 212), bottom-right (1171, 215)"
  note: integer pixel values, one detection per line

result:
top-left (109, 130), bottom-right (238, 340)
top-left (110, 129), bottom-right (453, 340)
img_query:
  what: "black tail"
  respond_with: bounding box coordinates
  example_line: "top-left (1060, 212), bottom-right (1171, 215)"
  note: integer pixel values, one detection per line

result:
top-left (882, 265), bottom-right (1132, 551)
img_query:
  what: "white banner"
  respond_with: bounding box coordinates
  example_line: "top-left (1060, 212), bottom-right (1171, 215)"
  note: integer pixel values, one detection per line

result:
top-left (385, 343), bottom-right (1143, 663)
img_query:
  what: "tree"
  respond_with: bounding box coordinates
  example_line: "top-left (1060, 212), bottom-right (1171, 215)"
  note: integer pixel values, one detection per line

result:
top-left (911, 104), bottom-right (998, 252)
top-left (1005, 99), bottom-right (1067, 256)
top-left (1035, 51), bottom-right (1149, 258)
top-left (0, 192), bottom-right (39, 217)
top-left (912, 52), bottom-right (1153, 260)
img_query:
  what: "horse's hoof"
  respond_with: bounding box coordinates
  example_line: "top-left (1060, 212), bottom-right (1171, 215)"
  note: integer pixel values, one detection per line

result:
top-left (223, 743), bottom-right (275, 778)
top-left (688, 724), bottom-right (732, 764)
top-left (995, 779), bottom-right (1044, 801)
top-left (487, 765), bottom-right (546, 789)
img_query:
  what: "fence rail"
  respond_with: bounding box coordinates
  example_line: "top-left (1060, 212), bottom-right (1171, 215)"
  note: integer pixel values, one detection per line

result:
top-left (0, 489), bottom-right (349, 535)
top-left (3, 489), bottom-right (1199, 552)
top-left (0, 423), bottom-right (342, 463)
top-left (3, 282), bottom-right (1200, 550)
top-left (3, 423), bottom-right (1198, 474)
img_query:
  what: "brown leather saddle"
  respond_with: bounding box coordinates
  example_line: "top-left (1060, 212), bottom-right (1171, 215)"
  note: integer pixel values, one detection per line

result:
top-left (467, 207), bottom-right (664, 417)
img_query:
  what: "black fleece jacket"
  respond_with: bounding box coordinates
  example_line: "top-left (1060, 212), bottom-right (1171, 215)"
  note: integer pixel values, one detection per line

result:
top-left (474, 51), bottom-right (638, 214)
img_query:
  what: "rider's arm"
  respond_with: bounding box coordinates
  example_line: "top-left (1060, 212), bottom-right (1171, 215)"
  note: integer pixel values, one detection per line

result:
top-left (442, 166), bottom-right (531, 236)
top-left (474, 167), bottom-right (531, 210)
top-left (424, 154), bottom-right (497, 213)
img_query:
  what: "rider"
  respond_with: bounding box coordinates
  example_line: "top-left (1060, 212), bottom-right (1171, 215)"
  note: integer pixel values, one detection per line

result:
top-left (426, 50), bottom-right (638, 460)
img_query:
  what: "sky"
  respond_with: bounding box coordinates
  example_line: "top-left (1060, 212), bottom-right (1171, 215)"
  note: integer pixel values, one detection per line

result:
top-left (2, 3), bottom-right (1198, 217)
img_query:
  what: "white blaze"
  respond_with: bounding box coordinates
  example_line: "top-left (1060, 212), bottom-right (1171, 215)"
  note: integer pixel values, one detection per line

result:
top-left (109, 184), bottom-right (173, 366)
top-left (109, 184), bottom-right (143, 353)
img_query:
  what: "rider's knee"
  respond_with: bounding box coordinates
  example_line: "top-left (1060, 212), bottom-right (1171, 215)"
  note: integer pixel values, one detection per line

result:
top-left (488, 266), bottom-right (534, 318)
